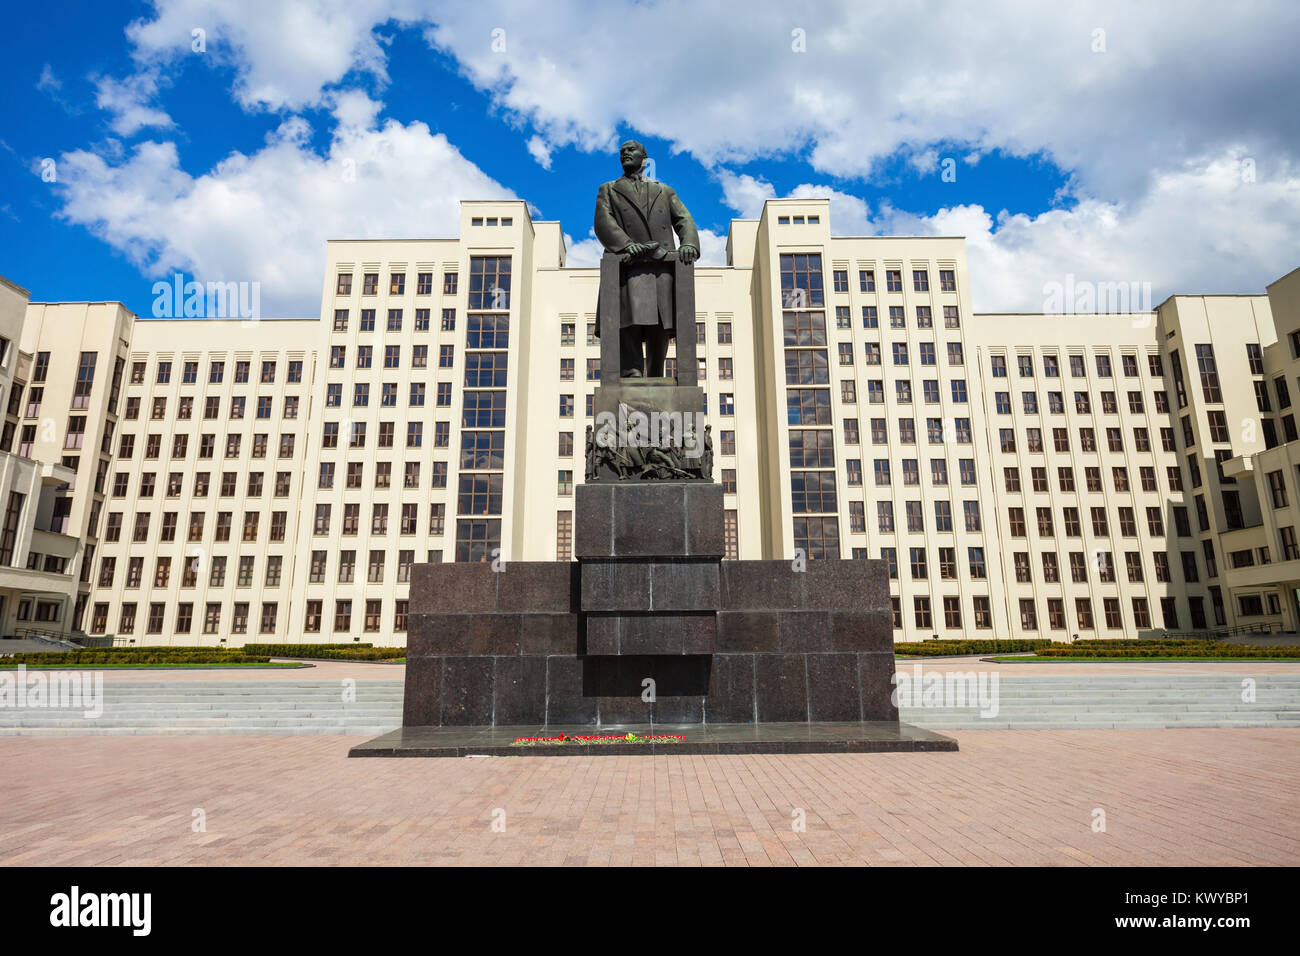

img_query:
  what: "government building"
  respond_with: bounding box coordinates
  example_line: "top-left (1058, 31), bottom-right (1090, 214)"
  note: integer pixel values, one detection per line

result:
top-left (2, 198), bottom-right (1298, 645)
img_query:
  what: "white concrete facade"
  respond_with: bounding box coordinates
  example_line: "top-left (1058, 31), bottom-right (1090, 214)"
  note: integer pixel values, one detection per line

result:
top-left (7, 199), bottom-right (1299, 644)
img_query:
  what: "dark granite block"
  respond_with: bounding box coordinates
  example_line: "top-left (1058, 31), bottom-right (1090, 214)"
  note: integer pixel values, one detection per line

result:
top-left (585, 614), bottom-right (622, 655)
top-left (684, 483), bottom-right (724, 556)
top-left (653, 695), bottom-right (705, 723)
top-left (597, 693), bottom-right (656, 725)
top-left (586, 612), bottom-right (716, 655)
top-left (806, 654), bottom-right (861, 721)
top-left (719, 561), bottom-right (802, 611)
top-left (545, 655), bottom-right (597, 724)
top-left (495, 562), bottom-right (577, 613)
top-left (405, 613), bottom-right (438, 658)
top-left (493, 656), bottom-right (548, 725)
top-left (590, 654), bottom-right (710, 724)
top-left (400, 554), bottom-right (897, 729)
top-left (829, 610), bottom-right (890, 651)
top-left (575, 481), bottom-right (720, 558)
top-left (581, 560), bottom-right (651, 610)
top-left (585, 616), bottom-right (613, 655)
top-left (754, 654), bottom-right (808, 722)
top-left (407, 613), bottom-right (475, 656)
top-left (716, 610), bottom-right (779, 652)
top-left (468, 614), bottom-right (522, 655)
top-left (704, 654), bottom-right (755, 723)
top-left (680, 613), bottom-right (716, 654)
top-left (589, 655), bottom-right (710, 697)
top-left (439, 657), bottom-right (495, 726)
top-left (409, 562), bottom-right (499, 614)
top-left (613, 483), bottom-right (687, 556)
top-left (574, 483), bottom-right (614, 558)
top-left (858, 652), bottom-right (901, 721)
top-left (778, 610), bottom-right (832, 651)
top-left (619, 615), bottom-right (684, 655)
top-left (649, 561), bottom-right (719, 610)
top-left (519, 613), bottom-right (579, 655)
top-left (581, 560), bottom-right (719, 612)
top-left (402, 657), bottom-right (443, 726)
top-left (800, 559), bottom-right (888, 611)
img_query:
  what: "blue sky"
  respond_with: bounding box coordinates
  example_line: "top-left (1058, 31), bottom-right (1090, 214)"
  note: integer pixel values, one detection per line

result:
top-left (2, 1), bottom-right (1298, 318)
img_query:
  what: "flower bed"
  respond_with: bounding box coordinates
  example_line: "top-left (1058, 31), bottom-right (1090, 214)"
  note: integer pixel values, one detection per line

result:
top-left (510, 732), bottom-right (685, 747)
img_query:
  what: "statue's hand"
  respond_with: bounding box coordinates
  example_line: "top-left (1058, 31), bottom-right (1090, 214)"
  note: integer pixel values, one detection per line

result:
top-left (624, 241), bottom-right (654, 258)
top-left (677, 244), bottom-right (699, 264)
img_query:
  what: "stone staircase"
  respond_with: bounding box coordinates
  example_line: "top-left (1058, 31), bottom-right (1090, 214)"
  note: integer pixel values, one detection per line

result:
top-left (899, 674), bottom-right (1300, 730)
top-left (0, 680), bottom-right (405, 736)
top-left (1, 674), bottom-right (1298, 735)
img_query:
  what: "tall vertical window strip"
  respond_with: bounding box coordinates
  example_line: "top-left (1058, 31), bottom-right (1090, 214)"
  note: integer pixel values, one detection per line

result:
top-left (1194, 344), bottom-right (1222, 403)
top-left (468, 256), bottom-right (511, 310)
top-left (556, 511), bottom-right (573, 561)
top-left (724, 510), bottom-right (739, 559)
top-left (779, 253), bottom-right (825, 308)
top-left (71, 352), bottom-right (97, 409)
top-left (780, 254), bottom-right (838, 558)
top-left (0, 492), bottom-right (23, 566)
top-left (1170, 349), bottom-right (1188, 409)
top-left (457, 256), bottom-right (511, 561)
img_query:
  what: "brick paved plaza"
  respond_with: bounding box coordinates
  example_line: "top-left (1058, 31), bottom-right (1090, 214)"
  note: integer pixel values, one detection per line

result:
top-left (2, 726), bottom-right (1296, 865)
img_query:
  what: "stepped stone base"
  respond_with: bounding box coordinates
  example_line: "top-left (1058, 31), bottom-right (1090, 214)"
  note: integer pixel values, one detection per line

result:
top-left (402, 555), bottom-right (898, 727)
top-left (350, 721), bottom-right (957, 758)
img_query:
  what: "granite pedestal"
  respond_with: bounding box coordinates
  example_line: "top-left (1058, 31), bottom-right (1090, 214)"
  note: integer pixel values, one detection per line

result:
top-left (392, 483), bottom-right (904, 731)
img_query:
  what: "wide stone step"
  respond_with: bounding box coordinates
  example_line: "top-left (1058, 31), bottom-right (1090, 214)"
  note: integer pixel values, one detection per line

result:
top-left (2, 671), bottom-right (1296, 735)
top-left (921, 721), bottom-right (1300, 729)
top-left (0, 725), bottom-right (402, 737)
top-left (6, 715), bottom-right (401, 727)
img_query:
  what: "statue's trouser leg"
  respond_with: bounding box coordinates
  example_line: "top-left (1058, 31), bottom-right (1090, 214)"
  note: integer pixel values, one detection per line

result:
top-left (643, 325), bottom-right (671, 377)
top-left (620, 327), bottom-right (644, 376)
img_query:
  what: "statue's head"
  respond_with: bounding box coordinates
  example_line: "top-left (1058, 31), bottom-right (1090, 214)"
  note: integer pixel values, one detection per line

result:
top-left (619, 140), bottom-right (647, 175)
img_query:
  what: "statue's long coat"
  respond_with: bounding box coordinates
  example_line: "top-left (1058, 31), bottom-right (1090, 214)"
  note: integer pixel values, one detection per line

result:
top-left (593, 175), bottom-right (700, 337)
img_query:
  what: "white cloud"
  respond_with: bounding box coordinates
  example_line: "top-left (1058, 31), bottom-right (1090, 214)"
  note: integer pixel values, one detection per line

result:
top-left (940, 155), bottom-right (1300, 313)
top-left (329, 88), bottom-right (384, 130)
top-left (53, 112), bottom-right (514, 316)
top-left (36, 64), bottom-right (61, 93)
top-left (418, 1), bottom-right (1300, 201)
top-left (93, 70), bottom-right (173, 136)
top-left (124, 0), bottom-right (424, 111)
top-left (526, 135), bottom-right (552, 170)
top-left (52, 0), bottom-right (1300, 313)
top-left (717, 154), bottom-right (1300, 311)
top-left (716, 171), bottom-right (774, 220)
top-left (120, 1), bottom-right (1300, 194)
top-left (718, 172), bottom-right (874, 234)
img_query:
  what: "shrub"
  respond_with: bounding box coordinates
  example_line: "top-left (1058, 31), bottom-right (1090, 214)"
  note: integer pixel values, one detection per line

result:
top-left (3, 648), bottom-right (270, 666)
top-left (894, 640), bottom-right (1055, 656)
top-left (241, 644), bottom-right (403, 661)
top-left (1031, 643), bottom-right (1300, 658)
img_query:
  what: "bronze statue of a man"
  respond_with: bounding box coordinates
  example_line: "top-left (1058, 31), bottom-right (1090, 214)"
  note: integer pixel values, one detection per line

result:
top-left (594, 140), bottom-right (700, 377)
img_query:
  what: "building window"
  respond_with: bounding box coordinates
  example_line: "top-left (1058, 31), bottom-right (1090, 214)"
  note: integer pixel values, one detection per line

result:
top-left (0, 492), bottom-right (24, 566)
top-left (556, 511), bottom-right (573, 561)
